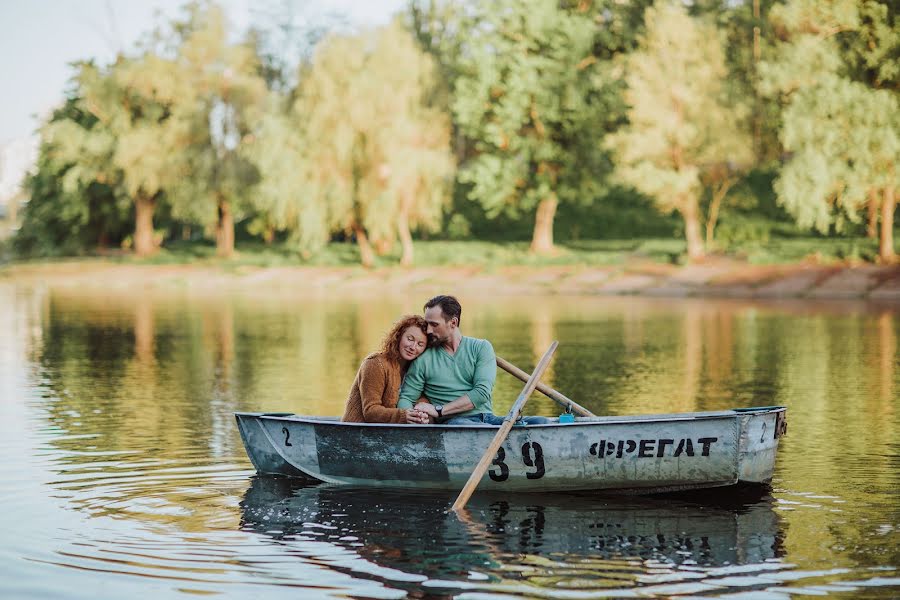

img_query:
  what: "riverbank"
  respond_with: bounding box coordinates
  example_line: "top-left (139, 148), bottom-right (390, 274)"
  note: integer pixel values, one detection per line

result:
top-left (3, 257), bottom-right (899, 301)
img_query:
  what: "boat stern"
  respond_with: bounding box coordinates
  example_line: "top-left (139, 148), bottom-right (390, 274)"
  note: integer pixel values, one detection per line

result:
top-left (735, 407), bottom-right (787, 484)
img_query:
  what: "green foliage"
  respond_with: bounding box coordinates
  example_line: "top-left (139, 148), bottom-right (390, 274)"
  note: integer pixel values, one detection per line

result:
top-left (14, 97), bottom-right (133, 256)
top-left (838, 0), bottom-right (899, 90)
top-left (159, 2), bottom-right (267, 248)
top-left (763, 0), bottom-right (900, 234)
top-left (10, 0), bottom-right (897, 265)
top-left (608, 1), bottom-right (753, 258)
top-left (446, 214), bottom-right (471, 240)
top-left (451, 0), bottom-right (620, 249)
top-left (111, 238), bottom-right (681, 268)
top-left (743, 236), bottom-right (883, 264)
top-left (710, 169), bottom-right (799, 248)
top-left (690, 1), bottom-right (783, 165)
top-left (452, 185), bottom-right (680, 243)
top-left (245, 100), bottom-right (320, 248)
top-left (291, 20), bottom-right (454, 262)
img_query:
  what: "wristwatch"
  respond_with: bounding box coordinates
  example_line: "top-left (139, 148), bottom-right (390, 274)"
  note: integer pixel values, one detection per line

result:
top-left (435, 405), bottom-right (444, 419)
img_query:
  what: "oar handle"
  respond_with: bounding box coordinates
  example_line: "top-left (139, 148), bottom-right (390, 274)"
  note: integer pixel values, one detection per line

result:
top-left (496, 355), bottom-right (595, 417)
top-left (452, 342), bottom-right (558, 513)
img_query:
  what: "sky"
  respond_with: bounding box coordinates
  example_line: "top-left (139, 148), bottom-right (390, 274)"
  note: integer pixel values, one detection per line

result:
top-left (0, 0), bottom-right (407, 145)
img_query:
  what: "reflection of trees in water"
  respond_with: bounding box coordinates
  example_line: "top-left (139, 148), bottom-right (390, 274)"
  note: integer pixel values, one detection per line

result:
top-left (22, 289), bottom-right (431, 531)
top-left (876, 311), bottom-right (895, 415)
top-left (23, 289), bottom-right (257, 531)
top-left (239, 477), bottom-right (784, 592)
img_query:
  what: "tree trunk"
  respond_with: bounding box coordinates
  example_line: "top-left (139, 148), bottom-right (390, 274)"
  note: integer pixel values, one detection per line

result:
top-left (134, 296), bottom-right (155, 364)
top-left (530, 195), bottom-right (558, 254)
top-left (373, 238), bottom-right (393, 256)
top-left (867, 188), bottom-right (879, 238)
top-left (263, 225), bottom-right (275, 245)
top-left (682, 195), bottom-right (705, 261)
top-left (134, 193), bottom-right (157, 257)
top-left (705, 179), bottom-right (734, 247)
top-left (880, 186), bottom-right (896, 262)
top-left (398, 211), bottom-right (414, 267)
top-left (353, 223), bottom-right (375, 268)
top-left (216, 196), bottom-right (235, 258)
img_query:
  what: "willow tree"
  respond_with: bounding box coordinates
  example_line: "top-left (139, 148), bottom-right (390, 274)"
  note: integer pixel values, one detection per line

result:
top-left (295, 21), bottom-right (452, 267)
top-left (608, 1), bottom-right (752, 261)
top-left (16, 96), bottom-right (132, 255)
top-left (162, 3), bottom-right (267, 257)
top-left (248, 92), bottom-right (341, 255)
top-left (451, 0), bottom-right (610, 255)
top-left (762, 0), bottom-right (898, 262)
top-left (42, 56), bottom-right (185, 256)
top-left (365, 22), bottom-right (454, 266)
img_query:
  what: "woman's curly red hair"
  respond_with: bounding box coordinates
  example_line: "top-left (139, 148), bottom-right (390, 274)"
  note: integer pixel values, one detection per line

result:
top-left (380, 315), bottom-right (428, 365)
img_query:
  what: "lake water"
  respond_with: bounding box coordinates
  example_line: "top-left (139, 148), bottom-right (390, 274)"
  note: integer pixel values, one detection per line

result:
top-left (1, 282), bottom-right (898, 599)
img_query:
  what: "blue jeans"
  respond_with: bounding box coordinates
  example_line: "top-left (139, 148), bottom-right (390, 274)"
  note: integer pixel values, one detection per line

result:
top-left (444, 413), bottom-right (551, 426)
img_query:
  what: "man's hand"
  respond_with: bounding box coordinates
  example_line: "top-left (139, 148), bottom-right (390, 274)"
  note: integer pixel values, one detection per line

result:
top-left (414, 402), bottom-right (439, 419)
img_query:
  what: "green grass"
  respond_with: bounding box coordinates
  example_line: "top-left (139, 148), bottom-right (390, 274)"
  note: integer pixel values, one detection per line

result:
top-left (6, 235), bottom-right (895, 269)
top-left (124, 239), bottom-right (690, 268)
top-left (738, 237), bottom-right (883, 265)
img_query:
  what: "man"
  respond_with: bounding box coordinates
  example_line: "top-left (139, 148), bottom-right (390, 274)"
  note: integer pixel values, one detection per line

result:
top-left (399, 295), bottom-right (548, 425)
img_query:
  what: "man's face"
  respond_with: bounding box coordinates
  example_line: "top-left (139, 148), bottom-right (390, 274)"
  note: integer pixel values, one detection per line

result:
top-left (424, 305), bottom-right (455, 346)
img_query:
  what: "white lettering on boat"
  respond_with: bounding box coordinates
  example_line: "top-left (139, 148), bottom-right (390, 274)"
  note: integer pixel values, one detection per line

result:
top-left (589, 437), bottom-right (718, 458)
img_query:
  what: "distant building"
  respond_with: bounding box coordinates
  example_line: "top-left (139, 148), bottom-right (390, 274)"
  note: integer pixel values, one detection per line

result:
top-left (0, 135), bottom-right (39, 222)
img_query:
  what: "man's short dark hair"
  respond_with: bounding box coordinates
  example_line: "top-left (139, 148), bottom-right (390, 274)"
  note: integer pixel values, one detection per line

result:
top-left (424, 295), bottom-right (462, 326)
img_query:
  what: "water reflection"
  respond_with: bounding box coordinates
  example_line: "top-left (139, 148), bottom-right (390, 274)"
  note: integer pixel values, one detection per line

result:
top-left (4, 282), bottom-right (899, 598)
top-left (29, 287), bottom-right (900, 420)
top-left (240, 477), bottom-right (789, 595)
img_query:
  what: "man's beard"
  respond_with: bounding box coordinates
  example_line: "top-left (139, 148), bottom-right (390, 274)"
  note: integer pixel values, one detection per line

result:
top-left (427, 334), bottom-right (442, 348)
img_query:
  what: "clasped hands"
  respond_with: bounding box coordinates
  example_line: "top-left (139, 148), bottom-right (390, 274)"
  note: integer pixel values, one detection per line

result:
top-left (405, 401), bottom-right (438, 424)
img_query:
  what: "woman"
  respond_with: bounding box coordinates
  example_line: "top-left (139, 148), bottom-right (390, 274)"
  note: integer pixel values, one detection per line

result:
top-left (341, 315), bottom-right (429, 423)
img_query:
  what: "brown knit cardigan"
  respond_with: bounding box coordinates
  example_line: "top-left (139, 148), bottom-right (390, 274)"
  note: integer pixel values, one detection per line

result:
top-left (341, 353), bottom-right (408, 424)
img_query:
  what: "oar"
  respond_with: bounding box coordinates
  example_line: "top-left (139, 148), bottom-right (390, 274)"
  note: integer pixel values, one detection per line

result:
top-left (451, 341), bottom-right (558, 513)
top-left (496, 355), bottom-right (595, 417)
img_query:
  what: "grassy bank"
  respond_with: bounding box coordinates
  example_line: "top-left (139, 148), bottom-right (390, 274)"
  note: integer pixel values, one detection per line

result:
top-left (4, 236), bottom-right (889, 270)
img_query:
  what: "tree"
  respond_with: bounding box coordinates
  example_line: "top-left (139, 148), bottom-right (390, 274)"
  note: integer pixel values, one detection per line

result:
top-left (41, 55), bottom-right (185, 257)
top-left (365, 23), bottom-right (454, 266)
top-left (294, 21), bottom-right (453, 266)
top-left (248, 98), bottom-right (326, 253)
top-left (451, 0), bottom-right (613, 254)
top-left (15, 97), bottom-right (132, 256)
top-left (688, 1), bottom-right (784, 166)
top-left (761, 0), bottom-right (899, 261)
top-left (161, 3), bottom-right (267, 258)
top-left (608, 1), bottom-right (752, 260)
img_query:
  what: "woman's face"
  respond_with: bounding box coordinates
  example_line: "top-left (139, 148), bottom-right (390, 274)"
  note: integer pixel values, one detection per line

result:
top-left (398, 326), bottom-right (428, 361)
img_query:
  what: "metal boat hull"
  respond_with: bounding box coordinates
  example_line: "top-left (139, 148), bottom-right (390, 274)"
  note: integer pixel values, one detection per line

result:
top-left (235, 407), bottom-right (786, 493)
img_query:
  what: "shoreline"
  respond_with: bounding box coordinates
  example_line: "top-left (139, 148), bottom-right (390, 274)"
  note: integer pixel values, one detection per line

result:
top-left (2, 259), bottom-right (899, 301)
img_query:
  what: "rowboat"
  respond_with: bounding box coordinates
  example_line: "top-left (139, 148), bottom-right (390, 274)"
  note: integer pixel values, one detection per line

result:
top-left (235, 406), bottom-right (786, 494)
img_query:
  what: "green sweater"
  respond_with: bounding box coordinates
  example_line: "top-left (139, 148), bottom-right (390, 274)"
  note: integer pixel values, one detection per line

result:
top-left (397, 336), bottom-right (496, 417)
